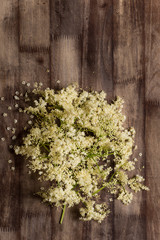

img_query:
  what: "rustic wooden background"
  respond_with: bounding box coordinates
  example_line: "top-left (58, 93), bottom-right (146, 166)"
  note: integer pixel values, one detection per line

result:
top-left (0, 0), bottom-right (159, 239)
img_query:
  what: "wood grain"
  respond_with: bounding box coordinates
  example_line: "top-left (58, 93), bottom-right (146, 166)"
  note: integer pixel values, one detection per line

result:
top-left (0, 1), bottom-right (20, 240)
top-left (113, 0), bottom-right (146, 239)
top-left (81, 1), bottom-right (114, 240)
top-left (113, 0), bottom-right (143, 84)
top-left (145, 0), bottom-right (160, 239)
top-left (145, 105), bottom-right (160, 240)
top-left (19, 0), bottom-right (50, 48)
top-left (19, 52), bottom-right (51, 240)
top-left (0, 0), bottom-right (159, 239)
top-left (50, 1), bottom-right (83, 240)
top-left (81, 0), bottom-right (113, 98)
top-left (19, 1), bottom-right (51, 239)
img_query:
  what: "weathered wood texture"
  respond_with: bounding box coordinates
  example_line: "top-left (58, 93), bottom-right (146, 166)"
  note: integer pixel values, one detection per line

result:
top-left (50, 2), bottom-right (84, 240)
top-left (113, 1), bottom-right (146, 239)
top-left (145, 1), bottom-right (160, 239)
top-left (19, 1), bottom-right (51, 240)
top-left (0, 1), bottom-right (20, 240)
top-left (0, 0), bottom-right (159, 239)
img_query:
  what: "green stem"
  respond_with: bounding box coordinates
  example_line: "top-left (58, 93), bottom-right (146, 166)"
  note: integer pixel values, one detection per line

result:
top-left (92, 162), bottom-right (127, 196)
top-left (41, 143), bottom-right (49, 152)
top-left (92, 185), bottom-right (106, 196)
top-left (59, 204), bottom-right (66, 224)
top-left (109, 162), bottom-right (126, 182)
top-left (92, 157), bottom-right (101, 172)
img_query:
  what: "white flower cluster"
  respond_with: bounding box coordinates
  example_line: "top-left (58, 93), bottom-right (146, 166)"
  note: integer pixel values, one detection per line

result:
top-left (14, 84), bottom-right (149, 223)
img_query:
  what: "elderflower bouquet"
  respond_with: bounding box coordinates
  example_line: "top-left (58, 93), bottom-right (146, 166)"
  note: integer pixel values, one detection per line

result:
top-left (14, 84), bottom-right (149, 223)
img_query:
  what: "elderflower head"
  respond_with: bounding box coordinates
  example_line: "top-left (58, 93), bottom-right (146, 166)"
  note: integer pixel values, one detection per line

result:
top-left (117, 190), bottom-right (133, 205)
top-left (14, 84), bottom-right (149, 223)
top-left (80, 200), bottom-right (110, 223)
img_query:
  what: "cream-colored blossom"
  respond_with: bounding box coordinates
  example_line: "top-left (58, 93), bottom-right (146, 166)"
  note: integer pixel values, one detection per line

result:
top-left (14, 84), bottom-right (149, 223)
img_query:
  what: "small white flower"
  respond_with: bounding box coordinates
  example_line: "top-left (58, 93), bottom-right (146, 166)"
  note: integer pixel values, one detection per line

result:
top-left (12, 135), bottom-right (16, 140)
top-left (7, 127), bottom-right (11, 131)
top-left (139, 153), bottom-right (142, 157)
top-left (19, 108), bottom-right (23, 112)
top-left (14, 96), bottom-right (20, 100)
top-left (27, 83), bottom-right (30, 87)
top-left (28, 120), bottom-right (32, 125)
top-left (57, 80), bottom-right (60, 84)
top-left (14, 119), bottom-right (18, 124)
top-left (3, 113), bottom-right (7, 117)
top-left (12, 128), bottom-right (16, 134)
top-left (22, 81), bottom-right (26, 85)
top-left (11, 167), bottom-right (15, 171)
top-left (15, 91), bottom-right (19, 95)
top-left (34, 82), bottom-right (38, 88)
top-left (15, 104), bottom-right (19, 108)
top-left (1, 137), bottom-right (5, 141)
top-left (9, 145), bottom-right (13, 149)
top-left (0, 97), bottom-right (5, 101)
top-left (8, 160), bottom-right (12, 163)
top-left (8, 106), bottom-right (12, 110)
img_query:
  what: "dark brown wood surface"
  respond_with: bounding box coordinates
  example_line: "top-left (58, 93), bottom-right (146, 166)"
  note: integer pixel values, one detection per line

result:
top-left (0, 1), bottom-right (159, 239)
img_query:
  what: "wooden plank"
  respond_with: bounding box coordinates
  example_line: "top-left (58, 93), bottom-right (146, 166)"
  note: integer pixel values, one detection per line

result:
top-left (145, 1), bottom-right (160, 239)
top-left (81, 0), bottom-right (113, 99)
top-left (145, 105), bottom-right (160, 240)
top-left (0, 1), bottom-right (20, 239)
top-left (113, 0), bottom-right (143, 84)
top-left (51, 35), bottom-right (82, 88)
top-left (81, 1), bottom-right (114, 240)
top-left (113, 1), bottom-right (146, 239)
top-left (50, 1), bottom-right (84, 239)
top-left (19, 1), bottom-right (51, 239)
top-left (52, 0), bottom-right (83, 36)
top-left (0, 228), bottom-right (19, 240)
top-left (19, 52), bottom-right (51, 240)
top-left (19, 0), bottom-right (50, 48)
top-left (50, 0), bottom-right (83, 88)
